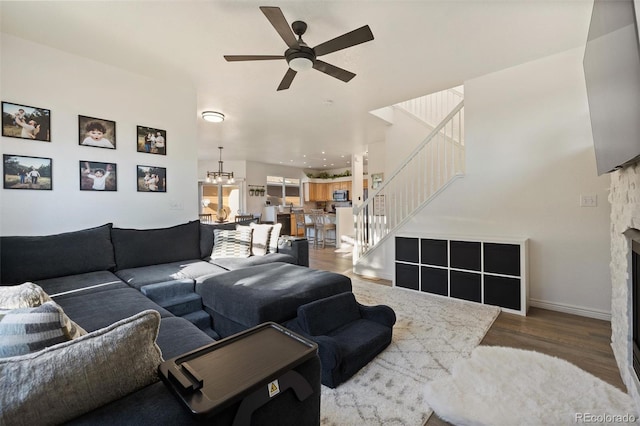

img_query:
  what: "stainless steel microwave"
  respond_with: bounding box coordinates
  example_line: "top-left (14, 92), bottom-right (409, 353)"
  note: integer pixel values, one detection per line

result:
top-left (333, 189), bottom-right (349, 201)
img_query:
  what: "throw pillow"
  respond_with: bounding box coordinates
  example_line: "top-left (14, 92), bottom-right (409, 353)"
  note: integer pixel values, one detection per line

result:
top-left (211, 228), bottom-right (252, 259)
top-left (0, 282), bottom-right (86, 338)
top-left (0, 282), bottom-right (51, 309)
top-left (0, 301), bottom-right (85, 358)
top-left (268, 223), bottom-right (283, 254)
top-left (0, 310), bottom-right (163, 426)
top-left (247, 223), bottom-right (273, 256)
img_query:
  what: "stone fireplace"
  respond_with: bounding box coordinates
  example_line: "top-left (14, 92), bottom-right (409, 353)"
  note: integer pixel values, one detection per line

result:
top-left (610, 163), bottom-right (640, 409)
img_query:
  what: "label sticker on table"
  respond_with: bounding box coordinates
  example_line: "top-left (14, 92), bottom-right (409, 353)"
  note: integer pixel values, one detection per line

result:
top-left (268, 379), bottom-right (280, 398)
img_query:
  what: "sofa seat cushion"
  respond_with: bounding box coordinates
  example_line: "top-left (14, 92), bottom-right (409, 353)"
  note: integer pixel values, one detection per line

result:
top-left (65, 381), bottom-right (204, 426)
top-left (51, 287), bottom-right (172, 332)
top-left (67, 356), bottom-right (322, 426)
top-left (209, 253), bottom-right (297, 271)
top-left (156, 317), bottom-right (215, 360)
top-left (34, 270), bottom-right (126, 297)
top-left (196, 263), bottom-right (351, 337)
top-left (328, 318), bottom-right (392, 379)
top-left (0, 224), bottom-right (115, 285)
top-left (115, 260), bottom-right (228, 290)
top-left (111, 221), bottom-right (201, 270)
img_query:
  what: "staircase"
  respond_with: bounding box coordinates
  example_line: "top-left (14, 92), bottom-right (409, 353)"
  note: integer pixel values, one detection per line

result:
top-left (354, 89), bottom-right (465, 265)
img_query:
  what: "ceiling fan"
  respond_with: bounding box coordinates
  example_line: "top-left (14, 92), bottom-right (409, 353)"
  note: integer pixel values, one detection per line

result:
top-left (224, 6), bottom-right (374, 91)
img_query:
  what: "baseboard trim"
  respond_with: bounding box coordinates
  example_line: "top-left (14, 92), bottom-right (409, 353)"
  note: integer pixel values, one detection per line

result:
top-left (351, 267), bottom-right (393, 282)
top-left (529, 298), bottom-right (611, 321)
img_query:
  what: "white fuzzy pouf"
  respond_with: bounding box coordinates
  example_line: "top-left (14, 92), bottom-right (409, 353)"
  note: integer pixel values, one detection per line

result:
top-left (424, 346), bottom-right (637, 426)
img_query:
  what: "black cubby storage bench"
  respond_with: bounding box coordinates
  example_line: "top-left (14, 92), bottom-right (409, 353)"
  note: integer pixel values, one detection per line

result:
top-left (394, 234), bottom-right (528, 316)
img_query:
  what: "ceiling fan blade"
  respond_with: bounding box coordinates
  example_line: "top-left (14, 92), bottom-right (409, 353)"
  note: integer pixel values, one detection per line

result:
top-left (224, 55), bottom-right (285, 62)
top-left (277, 68), bottom-right (297, 91)
top-left (260, 6), bottom-right (299, 49)
top-left (312, 60), bottom-right (356, 83)
top-left (313, 25), bottom-right (374, 57)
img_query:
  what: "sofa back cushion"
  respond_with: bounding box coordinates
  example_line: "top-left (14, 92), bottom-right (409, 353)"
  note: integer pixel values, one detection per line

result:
top-left (111, 221), bottom-right (200, 270)
top-left (0, 224), bottom-right (116, 285)
top-left (298, 292), bottom-right (361, 336)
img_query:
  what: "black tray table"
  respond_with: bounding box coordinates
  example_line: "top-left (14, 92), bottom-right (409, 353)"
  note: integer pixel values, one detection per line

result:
top-left (159, 322), bottom-right (318, 425)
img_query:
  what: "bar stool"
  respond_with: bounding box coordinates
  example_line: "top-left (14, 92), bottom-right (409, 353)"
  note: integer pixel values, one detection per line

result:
top-left (311, 209), bottom-right (336, 248)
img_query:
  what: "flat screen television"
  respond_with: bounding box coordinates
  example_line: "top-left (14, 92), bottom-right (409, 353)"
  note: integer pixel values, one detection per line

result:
top-left (583, 0), bottom-right (640, 175)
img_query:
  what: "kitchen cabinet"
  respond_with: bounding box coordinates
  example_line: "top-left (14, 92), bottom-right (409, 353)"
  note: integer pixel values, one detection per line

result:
top-left (305, 178), bottom-right (367, 201)
top-left (309, 183), bottom-right (328, 202)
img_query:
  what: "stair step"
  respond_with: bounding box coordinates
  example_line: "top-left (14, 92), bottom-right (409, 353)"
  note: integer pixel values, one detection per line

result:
top-left (140, 279), bottom-right (195, 302)
top-left (158, 293), bottom-right (202, 317)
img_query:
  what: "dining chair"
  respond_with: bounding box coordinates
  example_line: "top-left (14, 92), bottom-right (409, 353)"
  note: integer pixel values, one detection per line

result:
top-left (235, 214), bottom-right (254, 223)
top-left (198, 213), bottom-right (213, 224)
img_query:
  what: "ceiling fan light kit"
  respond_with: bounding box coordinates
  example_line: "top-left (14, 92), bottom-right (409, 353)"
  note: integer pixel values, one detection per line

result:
top-left (224, 6), bottom-right (374, 91)
top-left (202, 111), bottom-right (225, 123)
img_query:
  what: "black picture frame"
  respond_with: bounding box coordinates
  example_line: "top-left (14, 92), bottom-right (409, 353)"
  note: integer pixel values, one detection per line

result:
top-left (3, 154), bottom-right (52, 190)
top-left (78, 115), bottom-right (116, 149)
top-left (1, 101), bottom-right (51, 142)
top-left (79, 161), bottom-right (117, 191)
top-left (137, 125), bottom-right (166, 155)
top-left (137, 165), bottom-right (166, 192)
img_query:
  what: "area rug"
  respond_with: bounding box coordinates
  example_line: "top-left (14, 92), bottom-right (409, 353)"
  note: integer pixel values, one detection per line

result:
top-left (320, 278), bottom-right (500, 426)
top-left (424, 346), bottom-right (637, 426)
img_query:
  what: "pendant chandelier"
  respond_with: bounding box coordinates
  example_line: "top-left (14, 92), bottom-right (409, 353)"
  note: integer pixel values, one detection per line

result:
top-left (206, 147), bottom-right (235, 184)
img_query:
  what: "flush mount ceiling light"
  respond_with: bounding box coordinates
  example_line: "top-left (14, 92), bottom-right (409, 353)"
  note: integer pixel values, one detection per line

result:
top-left (202, 111), bottom-right (225, 123)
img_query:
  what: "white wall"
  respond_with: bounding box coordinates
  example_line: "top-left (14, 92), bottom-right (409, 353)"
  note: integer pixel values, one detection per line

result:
top-left (0, 34), bottom-right (198, 235)
top-left (358, 46), bottom-right (612, 318)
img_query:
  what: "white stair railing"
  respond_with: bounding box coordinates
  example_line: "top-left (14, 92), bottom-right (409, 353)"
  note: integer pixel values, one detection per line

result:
top-left (354, 100), bottom-right (465, 263)
top-left (395, 87), bottom-right (464, 131)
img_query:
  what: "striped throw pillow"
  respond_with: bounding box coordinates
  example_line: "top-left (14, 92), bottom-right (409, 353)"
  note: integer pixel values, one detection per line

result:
top-left (246, 223), bottom-right (273, 256)
top-left (211, 228), bottom-right (252, 259)
top-left (268, 223), bottom-right (282, 254)
top-left (0, 301), bottom-right (84, 358)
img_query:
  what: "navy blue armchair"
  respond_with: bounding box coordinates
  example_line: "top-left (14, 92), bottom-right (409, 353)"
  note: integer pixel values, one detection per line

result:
top-left (285, 291), bottom-right (396, 388)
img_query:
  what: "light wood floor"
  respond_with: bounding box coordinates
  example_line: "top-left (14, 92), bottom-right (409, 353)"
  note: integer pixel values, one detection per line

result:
top-left (308, 245), bottom-right (625, 426)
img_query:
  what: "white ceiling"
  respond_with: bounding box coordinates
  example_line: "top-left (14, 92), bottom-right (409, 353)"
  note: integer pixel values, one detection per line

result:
top-left (0, 0), bottom-right (593, 170)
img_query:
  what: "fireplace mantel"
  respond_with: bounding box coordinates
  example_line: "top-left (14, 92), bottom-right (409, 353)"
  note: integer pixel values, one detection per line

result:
top-left (610, 163), bottom-right (640, 411)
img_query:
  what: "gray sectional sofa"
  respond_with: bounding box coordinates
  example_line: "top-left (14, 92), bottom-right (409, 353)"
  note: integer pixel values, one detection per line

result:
top-left (0, 220), bottom-right (352, 425)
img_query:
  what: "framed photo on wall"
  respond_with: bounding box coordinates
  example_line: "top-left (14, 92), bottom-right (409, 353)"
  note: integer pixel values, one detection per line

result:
top-left (137, 165), bottom-right (166, 192)
top-left (136, 126), bottom-right (166, 155)
top-left (1, 101), bottom-right (51, 142)
top-left (3, 154), bottom-right (52, 190)
top-left (78, 115), bottom-right (116, 149)
top-left (79, 161), bottom-right (117, 191)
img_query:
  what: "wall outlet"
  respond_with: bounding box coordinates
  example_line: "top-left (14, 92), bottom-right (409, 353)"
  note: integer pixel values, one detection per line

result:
top-left (580, 194), bottom-right (597, 207)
